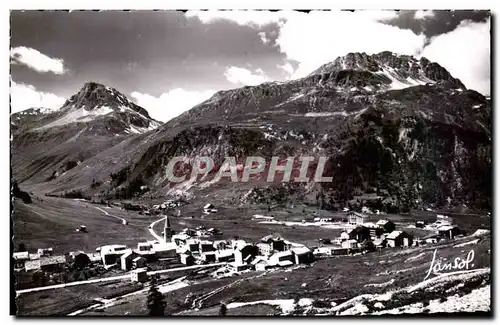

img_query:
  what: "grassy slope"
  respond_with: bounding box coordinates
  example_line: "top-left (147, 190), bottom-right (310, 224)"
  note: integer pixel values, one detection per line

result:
top-left (12, 196), bottom-right (158, 253)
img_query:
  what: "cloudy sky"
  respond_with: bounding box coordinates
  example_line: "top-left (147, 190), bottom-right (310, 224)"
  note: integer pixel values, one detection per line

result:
top-left (10, 10), bottom-right (490, 122)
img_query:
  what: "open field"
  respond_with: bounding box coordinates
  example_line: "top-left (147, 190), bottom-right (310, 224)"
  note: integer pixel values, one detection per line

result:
top-left (12, 196), bottom-right (159, 253)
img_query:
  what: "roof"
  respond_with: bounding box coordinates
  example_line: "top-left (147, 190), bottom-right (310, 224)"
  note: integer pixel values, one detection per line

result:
top-left (438, 225), bottom-right (458, 231)
top-left (290, 247), bottom-right (311, 255)
top-left (349, 212), bottom-right (368, 218)
top-left (346, 239), bottom-right (358, 244)
top-left (277, 260), bottom-right (294, 267)
top-left (121, 250), bottom-right (134, 259)
top-left (204, 203), bottom-right (214, 209)
top-left (376, 219), bottom-right (391, 226)
top-left (340, 232), bottom-right (350, 239)
top-left (40, 255), bottom-right (67, 266)
top-left (132, 256), bottom-right (145, 262)
top-left (363, 222), bottom-right (377, 228)
top-left (216, 249), bottom-right (234, 258)
top-left (25, 260), bottom-right (41, 271)
top-left (13, 252), bottom-right (29, 260)
top-left (199, 240), bottom-right (213, 245)
top-left (153, 243), bottom-right (177, 251)
top-left (386, 231), bottom-right (412, 240)
top-left (271, 250), bottom-right (293, 258)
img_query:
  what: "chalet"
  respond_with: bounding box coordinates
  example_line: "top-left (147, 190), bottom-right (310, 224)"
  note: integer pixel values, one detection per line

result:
top-left (375, 219), bottom-right (396, 233)
top-left (27, 255), bottom-right (68, 272)
top-left (215, 249), bottom-right (234, 262)
top-left (260, 235), bottom-right (286, 251)
top-left (132, 256), bottom-right (147, 269)
top-left (213, 240), bottom-right (229, 251)
top-left (373, 236), bottom-right (387, 249)
top-left (348, 212), bottom-right (369, 225)
top-left (437, 225), bottom-right (462, 240)
top-left (121, 250), bottom-right (138, 271)
top-left (423, 233), bottom-right (440, 244)
top-left (37, 248), bottom-right (53, 257)
top-left (135, 242), bottom-right (156, 259)
top-left (339, 231), bottom-right (350, 242)
top-left (252, 258), bottom-right (269, 271)
top-left (172, 233), bottom-right (190, 247)
top-left (152, 242), bottom-right (177, 258)
top-left (290, 247), bottom-right (314, 264)
top-left (131, 268), bottom-right (148, 283)
top-left (100, 245), bottom-right (129, 267)
top-left (180, 253), bottom-right (195, 265)
top-left (386, 231), bottom-right (413, 248)
top-left (234, 242), bottom-right (257, 265)
top-left (199, 240), bottom-right (215, 253)
top-left (342, 239), bottom-right (358, 249)
top-left (201, 251), bottom-right (217, 263)
top-left (186, 239), bottom-right (200, 253)
top-left (268, 251), bottom-right (294, 267)
top-left (12, 252), bottom-right (29, 269)
top-left (347, 226), bottom-right (371, 243)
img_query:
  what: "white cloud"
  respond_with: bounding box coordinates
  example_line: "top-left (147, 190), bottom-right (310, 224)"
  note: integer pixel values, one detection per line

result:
top-left (10, 80), bottom-right (66, 113)
top-left (258, 31), bottom-right (269, 44)
top-left (224, 66), bottom-right (271, 86)
top-left (421, 19), bottom-right (490, 95)
top-left (278, 61), bottom-right (295, 80)
top-left (185, 10), bottom-right (288, 27)
top-left (414, 10), bottom-right (435, 20)
top-left (130, 89), bottom-right (216, 122)
top-left (273, 11), bottom-right (426, 79)
top-left (10, 46), bottom-right (66, 75)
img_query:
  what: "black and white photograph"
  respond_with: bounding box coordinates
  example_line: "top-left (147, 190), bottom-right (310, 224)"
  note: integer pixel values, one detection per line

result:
top-left (9, 8), bottom-right (492, 317)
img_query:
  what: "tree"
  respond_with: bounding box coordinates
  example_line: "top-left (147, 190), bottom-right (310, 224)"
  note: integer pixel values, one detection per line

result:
top-left (219, 302), bottom-right (228, 316)
top-left (17, 243), bottom-right (27, 252)
top-left (147, 276), bottom-right (166, 316)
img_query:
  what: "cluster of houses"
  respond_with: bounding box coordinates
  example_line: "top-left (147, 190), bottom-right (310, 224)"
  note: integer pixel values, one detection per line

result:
top-left (12, 210), bottom-right (466, 284)
top-left (313, 212), bottom-right (464, 257)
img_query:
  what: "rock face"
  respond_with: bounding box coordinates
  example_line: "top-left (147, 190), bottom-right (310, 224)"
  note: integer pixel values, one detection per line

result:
top-left (11, 51), bottom-right (492, 211)
top-left (10, 82), bottom-right (162, 187)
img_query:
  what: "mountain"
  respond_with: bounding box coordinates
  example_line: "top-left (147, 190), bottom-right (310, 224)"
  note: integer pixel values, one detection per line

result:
top-left (14, 52), bottom-right (492, 211)
top-left (10, 82), bottom-right (162, 188)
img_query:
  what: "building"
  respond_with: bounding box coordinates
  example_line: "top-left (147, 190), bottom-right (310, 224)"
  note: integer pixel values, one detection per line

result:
top-left (180, 253), bottom-right (195, 265)
top-left (342, 239), bottom-right (358, 249)
top-left (348, 212), bottom-right (369, 225)
top-left (437, 225), bottom-right (462, 240)
top-left (120, 249), bottom-right (139, 271)
top-left (100, 245), bottom-right (129, 267)
top-left (37, 248), bottom-right (53, 257)
top-left (199, 240), bottom-right (215, 253)
top-left (131, 268), bottom-right (148, 283)
top-left (216, 249), bottom-right (234, 262)
top-left (152, 242), bottom-right (177, 258)
top-left (375, 219), bottom-right (396, 233)
top-left (13, 252), bottom-right (29, 269)
top-left (347, 226), bottom-right (371, 243)
top-left (252, 259), bottom-right (269, 271)
top-left (135, 242), bottom-right (156, 260)
top-left (373, 236), bottom-right (387, 248)
top-left (423, 233), bottom-right (440, 244)
top-left (386, 231), bottom-right (413, 248)
top-left (257, 235), bottom-right (286, 256)
top-left (213, 240), bottom-right (229, 251)
top-left (172, 233), bottom-right (190, 247)
top-left (163, 215), bottom-right (175, 242)
top-left (132, 256), bottom-right (147, 268)
top-left (268, 251), bottom-right (294, 266)
top-left (201, 251), bottom-right (217, 263)
top-left (186, 239), bottom-right (200, 253)
top-left (26, 255), bottom-right (68, 272)
top-left (290, 247), bottom-right (314, 264)
top-left (234, 242), bottom-right (257, 265)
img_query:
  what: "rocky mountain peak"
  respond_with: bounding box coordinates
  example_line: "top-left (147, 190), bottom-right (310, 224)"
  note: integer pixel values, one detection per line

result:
top-left (309, 51), bottom-right (465, 89)
top-left (63, 81), bottom-right (152, 119)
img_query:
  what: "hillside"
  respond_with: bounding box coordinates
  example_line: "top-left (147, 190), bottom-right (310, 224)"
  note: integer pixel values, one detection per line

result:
top-left (12, 52), bottom-right (492, 211)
